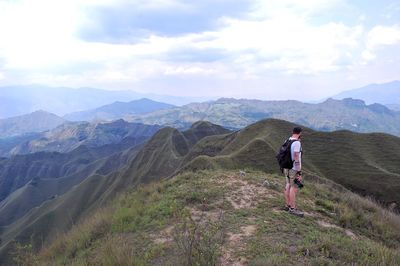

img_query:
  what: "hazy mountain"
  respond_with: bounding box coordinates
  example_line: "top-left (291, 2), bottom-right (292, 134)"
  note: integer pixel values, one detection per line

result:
top-left (386, 103), bottom-right (400, 111)
top-left (0, 133), bottom-right (42, 157)
top-left (7, 120), bottom-right (161, 156)
top-left (2, 119), bottom-right (399, 265)
top-left (64, 98), bottom-right (175, 121)
top-left (0, 85), bottom-right (211, 118)
top-left (332, 80), bottom-right (400, 107)
top-left (128, 97), bottom-right (400, 136)
top-left (0, 110), bottom-right (65, 138)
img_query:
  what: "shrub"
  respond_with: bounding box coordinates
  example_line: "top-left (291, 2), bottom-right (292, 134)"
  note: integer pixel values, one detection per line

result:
top-left (172, 212), bottom-right (226, 266)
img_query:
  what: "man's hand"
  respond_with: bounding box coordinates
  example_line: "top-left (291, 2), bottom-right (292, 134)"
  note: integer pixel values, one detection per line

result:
top-left (296, 171), bottom-right (302, 181)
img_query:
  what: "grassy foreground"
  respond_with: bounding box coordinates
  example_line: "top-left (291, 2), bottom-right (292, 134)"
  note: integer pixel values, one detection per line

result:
top-left (16, 169), bottom-right (400, 265)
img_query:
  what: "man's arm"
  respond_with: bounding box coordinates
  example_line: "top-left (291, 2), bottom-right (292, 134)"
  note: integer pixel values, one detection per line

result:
top-left (292, 141), bottom-right (301, 170)
top-left (293, 152), bottom-right (301, 171)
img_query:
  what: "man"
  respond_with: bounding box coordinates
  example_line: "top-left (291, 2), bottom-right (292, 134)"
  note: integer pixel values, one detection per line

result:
top-left (283, 127), bottom-right (304, 217)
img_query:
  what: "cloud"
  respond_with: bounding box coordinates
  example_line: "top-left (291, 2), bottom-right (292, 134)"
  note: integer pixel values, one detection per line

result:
top-left (158, 47), bottom-right (228, 63)
top-left (77, 0), bottom-right (253, 43)
top-left (194, 15), bottom-right (364, 74)
top-left (0, 0), bottom-right (399, 101)
top-left (367, 25), bottom-right (400, 48)
top-left (359, 24), bottom-right (400, 64)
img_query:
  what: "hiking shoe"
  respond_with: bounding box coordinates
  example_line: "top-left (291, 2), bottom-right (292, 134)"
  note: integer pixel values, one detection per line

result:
top-left (281, 205), bottom-right (291, 211)
top-left (288, 208), bottom-right (304, 217)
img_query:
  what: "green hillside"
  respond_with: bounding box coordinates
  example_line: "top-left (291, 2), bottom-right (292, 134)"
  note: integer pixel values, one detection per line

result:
top-left (0, 121), bottom-right (230, 263)
top-left (21, 169), bottom-right (400, 265)
top-left (2, 119), bottom-right (400, 265)
top-left (177, 119), bottom-right (400, 209)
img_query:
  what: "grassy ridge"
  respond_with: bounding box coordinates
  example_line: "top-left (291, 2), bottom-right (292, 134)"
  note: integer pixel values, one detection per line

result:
top-left (0, 122), bottom-right (229, 263)
top-left (25, 169), bottom-right (400, 265)
top-left (177, 119), bottom-right (400, 210)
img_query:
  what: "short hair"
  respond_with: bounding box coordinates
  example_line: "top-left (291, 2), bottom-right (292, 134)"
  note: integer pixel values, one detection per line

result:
top-left (293, 127), bottom-right (302, 134)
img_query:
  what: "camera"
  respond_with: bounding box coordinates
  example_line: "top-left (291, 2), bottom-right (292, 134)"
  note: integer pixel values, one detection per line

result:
top-left (293, 177), bottom-right (304, 189)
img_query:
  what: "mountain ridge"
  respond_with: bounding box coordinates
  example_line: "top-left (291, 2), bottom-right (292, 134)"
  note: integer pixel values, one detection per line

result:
top-left (0, 85), bottom-right (211, 118)
top-left (0, 111), bottom-right (65, 138)
top-left (10, 120), bottom-right (162, 155)
top-left (332, 80), bottom-right (400, 107)
top-left (63, 98), bottom-right (175, 122)
top-left (1, 118), bottom-right (400, 264)
top-left (128, 97), bottom-right (400, 136)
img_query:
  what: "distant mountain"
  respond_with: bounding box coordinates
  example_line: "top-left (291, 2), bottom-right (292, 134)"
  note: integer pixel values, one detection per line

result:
top-left (8, 120), bottom-right (162, 155)
top-left (0, 133), bottom-right (42, 157)
top-left (386, 103), bottom-right (400, 111)
top-left (0, 85), bottom-right (211, 118)
top-left (128, 97), bottom-right (400, 136)
top-left (0, 110), bottom-right (65, 138)
top-left (64, 98), bottom-right (175, 121)
top-left (332, 80), bottom-right (400, 107)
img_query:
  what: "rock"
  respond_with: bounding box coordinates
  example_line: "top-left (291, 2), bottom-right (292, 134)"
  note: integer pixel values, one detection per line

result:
top-left (262, 180), bottom-right (270, 187)
top-left (388, 202), bottom-right (397, 212)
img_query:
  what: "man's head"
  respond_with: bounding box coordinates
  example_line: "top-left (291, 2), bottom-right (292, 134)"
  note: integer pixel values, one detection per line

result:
top-left (292, 127), bottom-right (302, 138)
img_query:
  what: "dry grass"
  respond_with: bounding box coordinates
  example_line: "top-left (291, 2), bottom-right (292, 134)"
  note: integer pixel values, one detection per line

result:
top-left (38, 207), bottom-right (113, 264)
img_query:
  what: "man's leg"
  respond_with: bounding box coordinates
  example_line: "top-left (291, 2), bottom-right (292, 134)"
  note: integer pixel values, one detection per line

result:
top-left (289, 186), bottom-right (298, 209)
top-left (283, 170), bottom-right (291, 207)
top-left (284, 182), bottom-right (291, 206)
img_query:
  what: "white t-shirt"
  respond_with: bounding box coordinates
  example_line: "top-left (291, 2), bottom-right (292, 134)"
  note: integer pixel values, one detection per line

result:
top-left (289, 137), bottom-right (301, 170)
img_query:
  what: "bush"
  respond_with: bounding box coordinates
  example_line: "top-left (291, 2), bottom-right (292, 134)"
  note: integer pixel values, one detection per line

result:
top-left (172, 212), bottom-right (226, 266)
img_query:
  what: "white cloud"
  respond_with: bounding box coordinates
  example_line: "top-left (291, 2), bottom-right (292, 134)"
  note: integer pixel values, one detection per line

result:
top-left (359, 24), bottom-right (400, 64)
top-left (361, 50), bottom-right (376, 61)
top-left (164, 65), bottom-right (216, 75)
top-left (195, 14), bottom-right (363, 74)
top-left (367, 25), bottom-right (400, 49)
top-left (0, 0), bottom-right (399, 100)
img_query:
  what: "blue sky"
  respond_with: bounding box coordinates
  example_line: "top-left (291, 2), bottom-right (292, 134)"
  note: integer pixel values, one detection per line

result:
top-left (0, 0), bottom-right (399, 101)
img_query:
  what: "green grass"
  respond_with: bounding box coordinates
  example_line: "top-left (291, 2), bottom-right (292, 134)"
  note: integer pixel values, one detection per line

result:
top-left (23, 169), bottom-right (400, 266)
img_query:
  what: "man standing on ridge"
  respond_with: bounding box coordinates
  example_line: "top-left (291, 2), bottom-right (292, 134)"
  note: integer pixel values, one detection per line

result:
top-left (280, 127), bottom-right (304, 217)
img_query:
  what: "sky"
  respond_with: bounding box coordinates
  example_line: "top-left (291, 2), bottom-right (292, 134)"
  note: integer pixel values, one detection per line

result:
top-left (0, 0), bottom-right (399, 101)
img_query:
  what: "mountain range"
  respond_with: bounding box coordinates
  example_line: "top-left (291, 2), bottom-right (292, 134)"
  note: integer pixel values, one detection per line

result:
top-left (2, 96), bottom-right (400, 160)
top-left (2, 81), bottom-right (398, 119)
top-left (0, 85), bottom-right (211, 118)
top-left (0, 110), bottom-right (65, 138)
top-left (1, 119), bottom-right (399, 264)
top-left (63, 98), bottom-right (175, 122)
top-left (0, 119), bottom-right (161, 157)
top-left (9, 120), bottom-right (162, 155)
top-left (126, 97), bottom-right (400, 136)
top-left (0, 120), bottom-right (230, 263)
top-left (332, 80), bottom-right (400, 108)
